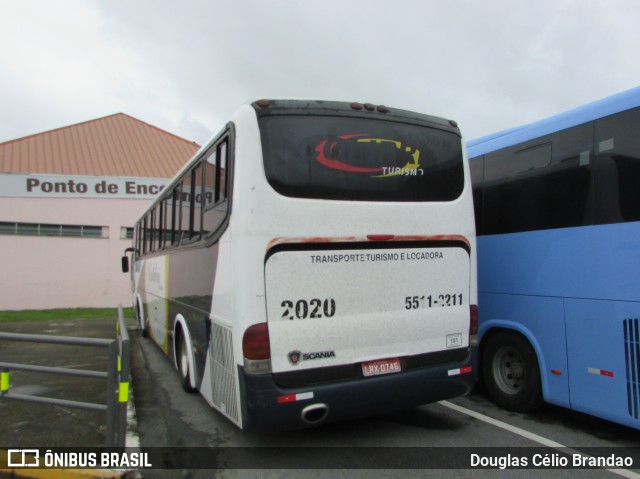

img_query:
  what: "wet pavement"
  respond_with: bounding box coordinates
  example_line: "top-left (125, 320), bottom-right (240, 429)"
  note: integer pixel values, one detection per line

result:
top-left (0, 316), bottom-right (131, 448)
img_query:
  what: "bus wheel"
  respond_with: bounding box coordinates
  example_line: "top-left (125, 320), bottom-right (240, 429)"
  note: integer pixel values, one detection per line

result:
top-left (136, 301), bottom-right (147, 338)
top-left (176, 329), bottom-right (196, 393)
top-left (482, 331), bottom-right (543, 412)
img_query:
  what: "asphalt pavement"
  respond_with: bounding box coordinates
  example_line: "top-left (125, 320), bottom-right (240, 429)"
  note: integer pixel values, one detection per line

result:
top-left (0, 315), bottom-right (139, 479)
top-left (3, 315), bottom-right (640, 479)
top-left (0, 316), bottom-right (127, 448)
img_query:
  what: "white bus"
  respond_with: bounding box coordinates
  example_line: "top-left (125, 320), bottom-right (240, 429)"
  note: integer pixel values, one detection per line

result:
top-left (122, 99), bottom-right (478, 430)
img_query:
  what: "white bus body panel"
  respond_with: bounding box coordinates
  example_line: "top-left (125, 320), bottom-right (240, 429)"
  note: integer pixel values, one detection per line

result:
top-left (266, 246), bottom-right (470, 372)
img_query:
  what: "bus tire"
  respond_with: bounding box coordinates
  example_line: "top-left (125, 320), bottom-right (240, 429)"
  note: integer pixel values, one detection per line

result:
top-left (482, 330), bottom-right (543, 412)
top-left (136, 301), bottom-right (147, 338)
top-left (176, 328), bottom-right (196, 393)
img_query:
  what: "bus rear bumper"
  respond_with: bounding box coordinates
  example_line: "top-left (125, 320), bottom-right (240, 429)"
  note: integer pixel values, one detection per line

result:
top-left (238, 354), bottom-right (477, 431)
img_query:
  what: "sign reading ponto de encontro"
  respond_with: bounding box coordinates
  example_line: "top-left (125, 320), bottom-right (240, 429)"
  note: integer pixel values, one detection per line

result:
top-left (0, 173), bottom-right (170, 199)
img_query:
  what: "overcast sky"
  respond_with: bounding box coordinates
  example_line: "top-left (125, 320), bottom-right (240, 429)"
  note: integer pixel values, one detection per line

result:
top-left (1, 0), bottom-right (639, 146)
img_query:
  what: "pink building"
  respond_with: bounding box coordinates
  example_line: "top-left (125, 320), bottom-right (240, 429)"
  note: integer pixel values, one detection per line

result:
top-left (0, 114), bottom-right (200, 310)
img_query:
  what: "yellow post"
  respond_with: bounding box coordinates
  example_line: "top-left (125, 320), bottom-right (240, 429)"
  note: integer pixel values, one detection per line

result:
top-left (0, 370), bottom-right (9, 395)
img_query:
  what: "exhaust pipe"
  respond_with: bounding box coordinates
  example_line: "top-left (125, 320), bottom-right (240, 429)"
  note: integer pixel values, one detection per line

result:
top-left (301, 403), bottom-right (329, 425)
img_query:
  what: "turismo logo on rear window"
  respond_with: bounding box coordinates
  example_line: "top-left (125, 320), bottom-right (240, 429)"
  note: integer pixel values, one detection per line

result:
top-left (314, 134), bottom-right (424, 178)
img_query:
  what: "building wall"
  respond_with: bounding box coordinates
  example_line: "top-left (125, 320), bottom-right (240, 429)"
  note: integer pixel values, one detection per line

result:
top-left (0, 196), bottom-right (151, 310)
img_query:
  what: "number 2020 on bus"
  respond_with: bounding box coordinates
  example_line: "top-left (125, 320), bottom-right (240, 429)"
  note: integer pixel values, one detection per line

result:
top-left (281, 298), bottom-right (337, 320)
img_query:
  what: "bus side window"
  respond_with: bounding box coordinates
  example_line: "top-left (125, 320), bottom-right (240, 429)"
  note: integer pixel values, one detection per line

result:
top-left (190, 161), bottom-right (204, 241)
top-left (482, 123), bottom-right (592, 235)
top-left (136, 222), bottom-right (142, 257)
top-left (148, 209), bottom-right (154, 253)
top-left (180, 175), bottom-right (192, 244)
top-left (218, 139), bottom-right (228, 201)
top-left (594, 106), bottom-right (640, 224)
top-left (203, 137), bottom-right (229, 237)
top-left (142, 216), bottom-right (148, 255)
top-left (469, 155), bottom-right (484, 235)
top-left (173, 184), bottom-right (183, 245)
top-left (163, 195), bottom-right (172, 248)
top-left (152, 207), bottom-right (160, 252)
top-left (155, 205), bottom-right (162, 250)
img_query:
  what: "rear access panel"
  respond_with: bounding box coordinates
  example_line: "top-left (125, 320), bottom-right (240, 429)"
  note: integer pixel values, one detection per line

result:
top-left (265, 241), bottom-right (471, 375)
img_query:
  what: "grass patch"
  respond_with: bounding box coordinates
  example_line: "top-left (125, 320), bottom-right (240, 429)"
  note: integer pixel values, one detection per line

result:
top-left (0, 307), bottom-right (134, 322)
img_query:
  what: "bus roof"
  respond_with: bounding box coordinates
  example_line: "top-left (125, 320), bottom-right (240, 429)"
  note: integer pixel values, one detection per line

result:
top-left (467, 86), bottom-right (640, 158)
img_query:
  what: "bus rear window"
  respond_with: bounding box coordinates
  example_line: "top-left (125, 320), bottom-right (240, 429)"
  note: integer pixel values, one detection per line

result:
top-left (260, 116), bottom-right (464, 202)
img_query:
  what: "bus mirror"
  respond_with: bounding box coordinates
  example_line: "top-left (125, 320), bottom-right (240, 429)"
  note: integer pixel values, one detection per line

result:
top-left (121, 255), bottom-right (130, 273)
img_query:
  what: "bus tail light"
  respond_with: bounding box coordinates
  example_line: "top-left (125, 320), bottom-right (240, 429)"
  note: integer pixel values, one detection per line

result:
top-left (242, 323), bottom-right (272, 374)
top-left (469, 305), bottom-right (478, 347)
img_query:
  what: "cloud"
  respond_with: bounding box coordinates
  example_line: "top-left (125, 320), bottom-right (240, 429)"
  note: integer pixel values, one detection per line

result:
top-left (1, 0), bottom-right (640, 145)
top-left (0, 0), bottom-right (141, 138)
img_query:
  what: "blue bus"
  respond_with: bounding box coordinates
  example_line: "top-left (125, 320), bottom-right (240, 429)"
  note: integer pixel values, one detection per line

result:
top-left (469, 86), bottom-right (640, 430)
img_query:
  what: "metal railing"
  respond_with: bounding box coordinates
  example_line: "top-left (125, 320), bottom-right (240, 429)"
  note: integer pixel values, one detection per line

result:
top-left (0, 305), bottom-right (131, 447)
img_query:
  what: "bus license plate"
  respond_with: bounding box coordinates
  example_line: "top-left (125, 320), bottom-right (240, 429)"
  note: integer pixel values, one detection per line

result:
top-left (361, 358), bottom-right (402, 377)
